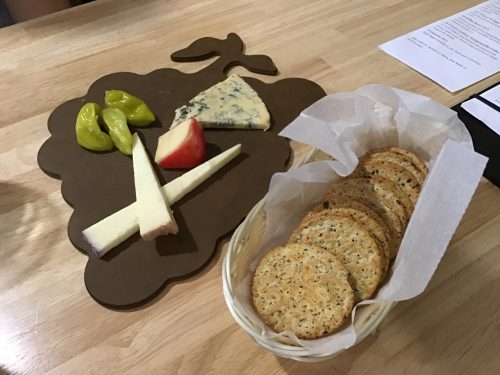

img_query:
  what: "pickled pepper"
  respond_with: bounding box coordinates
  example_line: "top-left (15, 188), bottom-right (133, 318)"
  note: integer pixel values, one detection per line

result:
top-left (75, 103), bottom-right (114, 152)
top-left (102, 107), bottom-right (133, 155)
top-left (104, 90), bottom-right (156, 126)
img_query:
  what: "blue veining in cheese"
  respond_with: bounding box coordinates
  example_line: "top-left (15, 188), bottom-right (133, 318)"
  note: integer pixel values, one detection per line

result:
top-left (170, 74), bottom-right (271, 131)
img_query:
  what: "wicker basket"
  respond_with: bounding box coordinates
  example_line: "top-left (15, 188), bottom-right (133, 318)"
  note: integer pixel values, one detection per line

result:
top-left (222, 148), bottom-right (396, 361)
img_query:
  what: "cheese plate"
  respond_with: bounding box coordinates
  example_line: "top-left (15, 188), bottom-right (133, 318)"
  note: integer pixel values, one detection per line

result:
top-left (37, 33), bottom-right (325, 308)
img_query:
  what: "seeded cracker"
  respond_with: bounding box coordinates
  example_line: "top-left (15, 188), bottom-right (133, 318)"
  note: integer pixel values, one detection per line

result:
top-left (326, 208), bottom-right (390, 274)
top-left (352, 158), bottom-right (420, 208)
top-left (363, 151), bottom-right (426, 185)
top-left (312, 194), bottom-right (386, 228)
top-left (368, 147), bottom-right (428, 178)
top-left (289, 211), bottom-right (384, 301)
top-left (313, 194), bottom-right (396, 263)
top-left (251, 243), bottom-right (355, 339)
top-left (368, 176), bottom-right (414, 220)
top-left (326, 177), bottom-right (406, 253)
top-left (305, 207), bottom-right (391, 274)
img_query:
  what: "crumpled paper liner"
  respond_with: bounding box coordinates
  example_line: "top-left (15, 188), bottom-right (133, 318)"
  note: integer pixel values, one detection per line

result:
top-left (233, 84), bottom-right (488, 356)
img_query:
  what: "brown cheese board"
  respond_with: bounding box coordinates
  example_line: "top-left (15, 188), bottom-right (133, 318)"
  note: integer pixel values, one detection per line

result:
top-left (37, 33), bottom-right (325, 309)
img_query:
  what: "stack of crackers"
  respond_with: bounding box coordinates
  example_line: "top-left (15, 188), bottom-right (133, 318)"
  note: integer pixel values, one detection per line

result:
top-left (251, 147), bottom-right (428, 340)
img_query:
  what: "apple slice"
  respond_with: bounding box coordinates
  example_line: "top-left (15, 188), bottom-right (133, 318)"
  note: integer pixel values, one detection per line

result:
top-left (155, 118), bottom-right (206, 169)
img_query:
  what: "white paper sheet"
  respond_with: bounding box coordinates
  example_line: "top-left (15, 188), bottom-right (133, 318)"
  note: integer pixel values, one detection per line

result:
top-left (461, 97), bottom-right (500, 135)
top-left (480, 83), bottom-right (500, 106)
top-left (379, 1), bottom-right (500, 92)
top-left (233, 84), bottom-right (488, 356)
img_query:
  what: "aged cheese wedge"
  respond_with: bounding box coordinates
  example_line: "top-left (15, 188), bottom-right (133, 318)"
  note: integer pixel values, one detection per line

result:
top-left (132, 133), bottom-right (178, 240)
top-left (170, 74), bottom-right (270, 130)
top-left (83, 144), bottom-right (242, 257)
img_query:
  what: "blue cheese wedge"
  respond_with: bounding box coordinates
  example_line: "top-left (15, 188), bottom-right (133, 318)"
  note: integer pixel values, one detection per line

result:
top-left (171, 74), bottom-right (270, 130)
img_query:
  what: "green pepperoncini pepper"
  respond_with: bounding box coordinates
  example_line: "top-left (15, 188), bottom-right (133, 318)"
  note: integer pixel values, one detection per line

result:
top-left (104, 90), bottom-right (156, 126)
top-left (75, 103), bottom-right (114, 152)
top-left (102, 107), bottom-right (133, 155)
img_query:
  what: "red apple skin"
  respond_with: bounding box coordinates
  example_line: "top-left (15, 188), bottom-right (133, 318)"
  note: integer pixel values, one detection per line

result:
top-left (155, 118), bottom-right (206, 169)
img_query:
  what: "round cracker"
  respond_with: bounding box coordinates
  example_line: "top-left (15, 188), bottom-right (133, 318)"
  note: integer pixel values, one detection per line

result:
top-left (305, 207), bottom-right (391, 276)
top-left (330, 207), bottom-right (390, 276)
top-left (352, 158), bottom-right (420, 208)
top-left (315, 193), bottom-right (398, 259)
top-left (251, 243), bottom-right (354, 339)
top-left (312, 193), bottom-right (386, 228)
top-left (367, 176), bottom-right (413, 220)
top-left (289, 211), bottom-right (384, 300)
top-left (364, 151), bottom-right (425, 185)
top-left (368, 147), bottom-right (428, 177)
top-left (326, 177), bottom-right (406, 251)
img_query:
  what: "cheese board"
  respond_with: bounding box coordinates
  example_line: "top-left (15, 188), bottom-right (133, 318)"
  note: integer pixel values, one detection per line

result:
top-left (37, 33), bottom-right (325, 308)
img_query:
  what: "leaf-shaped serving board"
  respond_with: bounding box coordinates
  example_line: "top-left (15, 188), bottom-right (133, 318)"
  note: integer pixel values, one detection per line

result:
top-left (37, 33), bottom-right (325, 308)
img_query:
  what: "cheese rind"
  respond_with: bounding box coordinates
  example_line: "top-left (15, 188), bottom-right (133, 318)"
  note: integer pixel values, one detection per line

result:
top-left (132, 133), bottom-right (178, 240)
top-left (171, 74), bottom-right (270, 130)
top-left (82, 144), bottom-right (242, 257)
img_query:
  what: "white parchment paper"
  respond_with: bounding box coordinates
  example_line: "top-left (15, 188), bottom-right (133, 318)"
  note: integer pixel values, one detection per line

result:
top-left (233, 84), bottom-right (488, 355)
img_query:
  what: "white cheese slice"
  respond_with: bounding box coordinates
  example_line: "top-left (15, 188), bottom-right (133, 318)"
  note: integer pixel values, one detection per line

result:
top-left (171, 74), bottom-right (270, 131)
top-left (132, 133), bottom-right (178, 240)
top-left (82, 144), bottom-right (241, 257)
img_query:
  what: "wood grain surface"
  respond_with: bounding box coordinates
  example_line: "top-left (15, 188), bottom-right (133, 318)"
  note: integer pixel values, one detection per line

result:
top-left (1, 0), bottom-right (499, 374)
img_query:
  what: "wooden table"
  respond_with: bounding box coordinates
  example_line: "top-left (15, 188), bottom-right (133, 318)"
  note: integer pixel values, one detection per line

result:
top-left (1, 0), bottom-right (499, 374)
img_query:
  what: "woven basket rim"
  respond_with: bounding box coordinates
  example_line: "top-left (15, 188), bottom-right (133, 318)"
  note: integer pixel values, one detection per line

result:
top-left (222, 147), bottom-right (396, 360)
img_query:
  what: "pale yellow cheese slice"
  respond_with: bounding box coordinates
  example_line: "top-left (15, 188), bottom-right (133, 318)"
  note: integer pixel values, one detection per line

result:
top-left (82, 144), bottom-right (242, 257)
top-left (132, 133), bottom-right (178, 240)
